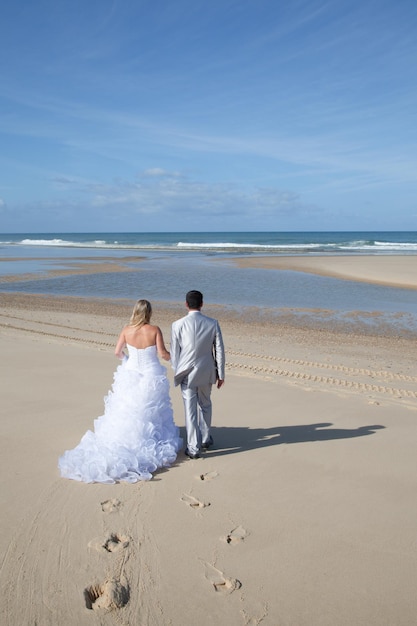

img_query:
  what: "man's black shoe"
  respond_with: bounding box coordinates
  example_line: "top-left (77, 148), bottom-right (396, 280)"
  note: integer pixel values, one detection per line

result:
top-left (185, 448), bottom-right (200, 459)
top-left (201, 436), bottom-right (214, 450)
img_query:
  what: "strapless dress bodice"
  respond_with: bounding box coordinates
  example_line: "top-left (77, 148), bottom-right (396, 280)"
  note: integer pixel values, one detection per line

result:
top-left (125, 344), bottom-right (164, 375)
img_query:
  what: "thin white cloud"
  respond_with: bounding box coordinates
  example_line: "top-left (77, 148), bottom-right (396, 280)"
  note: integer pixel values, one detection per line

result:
top-left (3, 171), bottom-right (321, 231)
top-left (142, 168), bottom-right (182, 178)
top-left (2, 77), bottom-right (416, 192)
top-left (73, 173), bottom-right (312, 223)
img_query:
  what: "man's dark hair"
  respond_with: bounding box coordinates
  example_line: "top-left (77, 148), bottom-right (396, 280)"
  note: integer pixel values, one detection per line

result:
top-left (186, 290), bottom-right (203, 309)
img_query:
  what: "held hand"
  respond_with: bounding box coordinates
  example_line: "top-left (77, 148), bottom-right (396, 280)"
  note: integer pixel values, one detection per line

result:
top-left (217, 379), bottom-right (224, 389)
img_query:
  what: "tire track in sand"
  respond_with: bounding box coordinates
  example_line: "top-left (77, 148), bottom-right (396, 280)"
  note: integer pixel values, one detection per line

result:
top-left (1, 314), bottom-right (416, 400)
top-left (227, 350), bottom-right (417, 400)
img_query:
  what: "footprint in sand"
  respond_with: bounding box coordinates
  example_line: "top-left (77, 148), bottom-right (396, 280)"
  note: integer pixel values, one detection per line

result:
top-left (101, 499), bottom-right (122, 513)
top-left (88, 533), bottom-right (130, 553)
top-left (241, 607), bottom-right (269, 625)
top-left (204, 562), bottom-right (242, 594)
top-left (84, 578), bottom-right (129, 611)
top-left (199, 470), bottom-right (219, 481)
top-left (103, 533), bottom-right (130, 553)
top-left (181, 493), bottom-right (210, 509)
top-left (224, 525), bottom-right (249, 545)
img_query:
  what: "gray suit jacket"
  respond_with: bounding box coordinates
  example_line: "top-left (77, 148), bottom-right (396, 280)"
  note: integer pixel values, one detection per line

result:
top-left (171, 311), bottom-right (225, 387)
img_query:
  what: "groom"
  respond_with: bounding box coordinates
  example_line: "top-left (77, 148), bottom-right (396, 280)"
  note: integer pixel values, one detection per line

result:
top-left (171, 290), bottom-right (225, 459)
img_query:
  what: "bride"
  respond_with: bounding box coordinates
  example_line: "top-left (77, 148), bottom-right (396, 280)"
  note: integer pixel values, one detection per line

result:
top-left (58, 299), bottom-right (182, 483)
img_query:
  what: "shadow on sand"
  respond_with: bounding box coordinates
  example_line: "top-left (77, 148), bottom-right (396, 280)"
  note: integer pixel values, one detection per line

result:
top-left (183, 422), bottom-right (386, 457)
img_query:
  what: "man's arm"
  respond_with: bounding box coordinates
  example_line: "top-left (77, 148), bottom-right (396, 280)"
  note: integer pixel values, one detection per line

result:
top-left (214, 321), bottom-right (225, 386)
top-left (170, 323), bottom-right (180, 371)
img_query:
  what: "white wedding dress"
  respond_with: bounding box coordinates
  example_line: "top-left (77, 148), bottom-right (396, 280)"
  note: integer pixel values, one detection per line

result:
top-left (58, 345), bottom-right (182, 483)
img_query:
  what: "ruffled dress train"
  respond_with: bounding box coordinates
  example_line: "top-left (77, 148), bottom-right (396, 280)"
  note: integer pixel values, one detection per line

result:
top-left (58, 345), bottom-right (182, 483)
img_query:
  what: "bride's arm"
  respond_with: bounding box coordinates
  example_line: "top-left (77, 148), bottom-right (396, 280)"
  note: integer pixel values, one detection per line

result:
top-left (115, 327), bottom-right (127, 359)
top-left (156, 327), bottom-right (170, 361)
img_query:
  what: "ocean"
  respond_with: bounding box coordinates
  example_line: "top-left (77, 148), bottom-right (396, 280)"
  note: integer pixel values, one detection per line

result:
top-left (1, 231), bottom-right (416, 334)
top-left (1, 231), bottom-right (417, 254)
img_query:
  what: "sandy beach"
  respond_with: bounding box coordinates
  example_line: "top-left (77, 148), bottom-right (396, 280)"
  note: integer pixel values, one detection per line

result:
top-left (1, 255), bottom-right (417, 625)
top-left (232, 254), bottom-right (417, 290)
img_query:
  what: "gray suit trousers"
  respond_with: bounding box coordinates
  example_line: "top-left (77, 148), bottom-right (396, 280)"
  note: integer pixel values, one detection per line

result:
top-left (181, 381), bottom-right (212, 454)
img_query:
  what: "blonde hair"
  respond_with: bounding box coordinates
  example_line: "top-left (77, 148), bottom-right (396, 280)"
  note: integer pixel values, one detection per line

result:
top-left (129, 299), bottom-right (152, 327)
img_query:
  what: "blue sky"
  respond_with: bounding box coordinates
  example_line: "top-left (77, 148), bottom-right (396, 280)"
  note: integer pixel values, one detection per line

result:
top-left (1, 0), bottom-right (416, 232)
